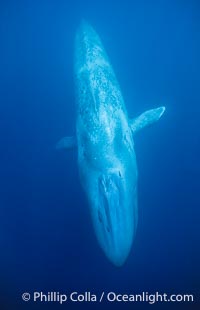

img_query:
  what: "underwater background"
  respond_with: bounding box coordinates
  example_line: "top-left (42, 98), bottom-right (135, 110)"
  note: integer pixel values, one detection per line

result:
top-left (0, 0), bottom-right (199, 309)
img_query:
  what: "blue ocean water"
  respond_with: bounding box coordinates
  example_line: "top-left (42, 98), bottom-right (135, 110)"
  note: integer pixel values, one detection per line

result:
top-left (0, 0), bottom-right (199, 309)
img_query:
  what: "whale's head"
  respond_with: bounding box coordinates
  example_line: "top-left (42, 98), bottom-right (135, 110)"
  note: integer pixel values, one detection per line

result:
top-left (88, 165), bottom-right (138, 266)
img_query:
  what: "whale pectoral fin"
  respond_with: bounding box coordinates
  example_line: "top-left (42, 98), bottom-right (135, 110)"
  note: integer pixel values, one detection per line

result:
top-left (56, 136), bottom-right (77, 150)
top-left (130, 106), bottom-right (165, 134)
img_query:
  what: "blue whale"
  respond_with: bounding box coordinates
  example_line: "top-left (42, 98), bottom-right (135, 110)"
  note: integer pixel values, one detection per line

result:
top-left (57, 21), bottom-right (165, 266)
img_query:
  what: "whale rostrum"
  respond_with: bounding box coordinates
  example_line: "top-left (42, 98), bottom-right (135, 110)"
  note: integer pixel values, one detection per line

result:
top-left (57, 21), bottom-right (165, 266)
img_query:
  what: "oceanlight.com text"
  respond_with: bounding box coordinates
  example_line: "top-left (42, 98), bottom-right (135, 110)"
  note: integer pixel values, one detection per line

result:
top-left (21, 291), bottom-right (194, 304)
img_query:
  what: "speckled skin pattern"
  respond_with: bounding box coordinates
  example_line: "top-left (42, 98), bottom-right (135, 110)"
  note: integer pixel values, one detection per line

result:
top-left (74, 21), bottom-right (138, 266)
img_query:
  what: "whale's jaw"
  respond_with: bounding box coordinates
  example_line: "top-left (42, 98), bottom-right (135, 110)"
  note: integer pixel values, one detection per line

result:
top-left (87, 167), bottom-right (137, 267)
top-left (56, 21), bottom-right (165, 266)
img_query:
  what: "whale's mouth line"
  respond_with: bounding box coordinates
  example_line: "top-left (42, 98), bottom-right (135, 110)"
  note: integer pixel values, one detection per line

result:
top-left (98, 173), bottom-right (121, 234)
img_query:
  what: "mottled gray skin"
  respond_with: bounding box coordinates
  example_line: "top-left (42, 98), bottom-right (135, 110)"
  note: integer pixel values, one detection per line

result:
top-left (74, 21), bottom-right (137, 266)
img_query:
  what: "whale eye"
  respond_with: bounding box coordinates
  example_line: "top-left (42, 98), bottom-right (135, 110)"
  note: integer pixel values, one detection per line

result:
top-left (123, 133), bottom-right (128, 142)
top-left (106, 226), bottom-right (111, 233)
top-left (118, 171), bottom-right (121, 177)
top-left (98, 210), bottom-right (103, 223)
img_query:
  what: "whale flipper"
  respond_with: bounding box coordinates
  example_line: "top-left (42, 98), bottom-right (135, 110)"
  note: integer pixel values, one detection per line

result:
top-left (130, 106), bottom-right (165, 134)
top-left (56, 136), bottom-right (77, 150)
